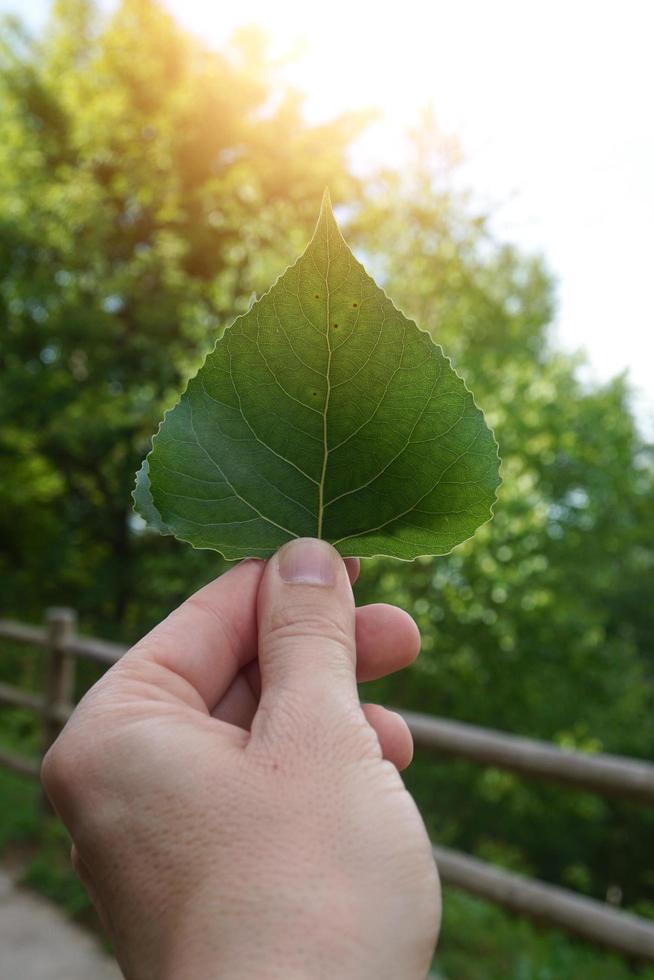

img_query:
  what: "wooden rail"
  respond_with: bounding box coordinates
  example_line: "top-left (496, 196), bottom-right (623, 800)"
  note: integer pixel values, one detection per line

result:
top-left (0, 618), bottom-right (124, 666)
top-left (2, 610), bottom-right (654, 960)
top-left (400, 709), bottom-right (654, 805)
top-left (433, 846), bottom-right (654, 960)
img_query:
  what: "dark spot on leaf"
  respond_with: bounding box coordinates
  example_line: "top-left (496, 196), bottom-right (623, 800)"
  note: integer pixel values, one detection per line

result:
top-left (352, 302), bottom-right (358, 307)
top-left (314, 293), bottom-right (319, 299)
top-left (333, 323), bottom-right (339, 329)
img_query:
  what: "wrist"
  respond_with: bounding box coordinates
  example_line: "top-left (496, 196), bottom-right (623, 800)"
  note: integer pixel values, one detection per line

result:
top-left (162, 938), bottom-right (364, 980)
top-left (158, 883), bottom-right (373, 980)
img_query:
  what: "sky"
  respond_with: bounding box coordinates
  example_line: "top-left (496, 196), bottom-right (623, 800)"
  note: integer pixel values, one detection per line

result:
top-left (6, 0), bottom-right (654, 422)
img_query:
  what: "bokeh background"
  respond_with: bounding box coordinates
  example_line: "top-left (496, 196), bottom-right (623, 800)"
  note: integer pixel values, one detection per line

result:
top-left (1, 1), bottom-right (653, 977)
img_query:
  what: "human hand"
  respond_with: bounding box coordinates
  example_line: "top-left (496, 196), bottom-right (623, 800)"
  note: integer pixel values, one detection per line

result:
top-left (41, 538), bottom-right (440, 979)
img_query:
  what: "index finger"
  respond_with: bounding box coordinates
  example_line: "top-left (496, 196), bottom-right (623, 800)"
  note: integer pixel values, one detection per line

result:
top-left (125, 559), bottom-right (265, 710)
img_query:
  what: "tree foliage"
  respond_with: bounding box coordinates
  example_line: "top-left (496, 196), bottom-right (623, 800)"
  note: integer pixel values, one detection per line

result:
top-left (0, 0), bottom-right (360, 626)
top-left (352, 138), bottom-right (654, 907)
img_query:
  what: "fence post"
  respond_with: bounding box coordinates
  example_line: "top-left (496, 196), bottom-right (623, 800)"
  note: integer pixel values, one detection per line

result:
top-left (41, 607), bottom-right (77, 810)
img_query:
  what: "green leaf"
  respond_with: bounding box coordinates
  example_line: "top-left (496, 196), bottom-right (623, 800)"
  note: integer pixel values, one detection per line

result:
top-left (133, 459), bottom-right (171, 535)
top-left (134, 192), bottom-right (500, 560)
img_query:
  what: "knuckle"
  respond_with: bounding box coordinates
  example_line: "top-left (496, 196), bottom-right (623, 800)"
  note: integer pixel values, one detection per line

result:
top-left (253, 686), bottom-right (372, 768)
top-left (266, 604), bottom-right (353, 654)
top-left (184, 593), bottom-right (244, 659)
top-left (40, 699), bottom-right (108, 806)
top-left (41, 731), bottom-right (86, 802)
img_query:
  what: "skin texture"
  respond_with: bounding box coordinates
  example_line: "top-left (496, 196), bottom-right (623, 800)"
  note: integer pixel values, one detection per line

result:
top-left (41, 538), bottom-right (441, 980)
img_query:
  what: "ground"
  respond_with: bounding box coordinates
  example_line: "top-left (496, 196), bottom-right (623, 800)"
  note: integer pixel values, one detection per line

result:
top-left (0, 866), bottom-right (121, 979)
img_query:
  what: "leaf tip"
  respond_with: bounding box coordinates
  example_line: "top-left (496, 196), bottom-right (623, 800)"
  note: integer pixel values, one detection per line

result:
top-left (311, 187), bottom-right (339, 246)
top-left (320, 186), bottom-right (332, 211)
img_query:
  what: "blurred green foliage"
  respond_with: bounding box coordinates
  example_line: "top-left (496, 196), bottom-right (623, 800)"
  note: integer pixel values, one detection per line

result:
top-left (435, 888), bottom-right (654, 980)
top-left (353, 145), bottom-right (654, 913)
top-left (1, 2), bottom-right (653, 976)
top-left (0, 0), bottom-right (361, 632)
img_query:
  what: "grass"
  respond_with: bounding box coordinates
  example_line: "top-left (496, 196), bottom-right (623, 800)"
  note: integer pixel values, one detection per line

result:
top-left (434, 888), bottom-right (654, 979)
top-left (0, 765), bottom-right (42, 849)
top-left (0, 767), bottom-right (92, 918)
top-left (22, 818), bottom-right (91, 916)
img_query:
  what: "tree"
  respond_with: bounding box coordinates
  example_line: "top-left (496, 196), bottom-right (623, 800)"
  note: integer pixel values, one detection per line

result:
top-left (0, 0), bottom-right (361, 629)
top-left (352, 123), bottom-right (654, 908)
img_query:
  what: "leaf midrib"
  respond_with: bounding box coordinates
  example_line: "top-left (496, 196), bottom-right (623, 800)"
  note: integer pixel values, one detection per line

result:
top-left (316, 227), bottom-right (332, 538)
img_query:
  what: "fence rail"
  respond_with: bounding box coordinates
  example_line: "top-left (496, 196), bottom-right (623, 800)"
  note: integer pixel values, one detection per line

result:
top-left (2, 610), bottom-right (654, 960)
top-left (400, 709), bottom-right (654, 804)
top-left (432, 846), bottom-right (654, 960)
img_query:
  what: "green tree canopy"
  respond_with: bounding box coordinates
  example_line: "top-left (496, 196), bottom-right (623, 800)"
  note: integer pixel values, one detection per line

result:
top-left (0, 0), bottom-right (361, 624)
top-left (352, 129), bottom-right (654, 906)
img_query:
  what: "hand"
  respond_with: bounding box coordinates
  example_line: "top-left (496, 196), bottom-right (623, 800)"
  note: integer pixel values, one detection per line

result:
top-left (42, 538), bottom-right (440, 980)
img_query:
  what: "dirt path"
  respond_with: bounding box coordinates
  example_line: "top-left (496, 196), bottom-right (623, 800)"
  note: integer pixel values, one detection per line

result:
top-left (0, 868), bottom-right (121, 979)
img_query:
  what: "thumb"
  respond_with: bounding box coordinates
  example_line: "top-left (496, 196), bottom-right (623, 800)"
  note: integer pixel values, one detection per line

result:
top-left (253, 538), bottom-right (359, 744)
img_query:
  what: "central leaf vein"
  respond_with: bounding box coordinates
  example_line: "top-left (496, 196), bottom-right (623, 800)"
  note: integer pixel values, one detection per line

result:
top-left (316, 228), bottom-right (332, 538)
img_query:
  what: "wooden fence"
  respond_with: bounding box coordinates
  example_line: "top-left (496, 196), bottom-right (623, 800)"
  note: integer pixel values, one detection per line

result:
top-left (1, 609), bottom-right (654, 961)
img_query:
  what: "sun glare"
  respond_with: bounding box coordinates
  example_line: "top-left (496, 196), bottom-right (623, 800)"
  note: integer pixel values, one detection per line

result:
top-left (164, 0), bottom-right (654, 411)
top-left (12, 0), bottom-right (654, 407)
